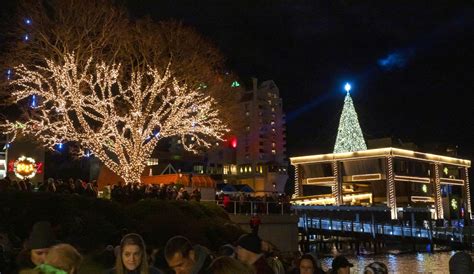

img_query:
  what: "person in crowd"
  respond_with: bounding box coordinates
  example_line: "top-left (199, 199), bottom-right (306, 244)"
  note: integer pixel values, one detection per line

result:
top-left (329, 255), bottom-right (352, 274)
top-left (298, 253), bottom-right (324, 274)
top-left (164, 235), bottom-right (212, 274)
top-left (217, 244), bottom-right (235, 258)
top-left (363, 261), bottom-right (388, 274)
top-left (449, 251), bottom-right (473, 274)
top-left (16, 221), bottom-right (57, 273)
top-left (84, 183), bottom-right (97, 198)
top-left (107, 233), bottom-right (161, 274)
top-left (32, 243), bottom-right (82, 274)
top-left (249, 215), bottom-right (261, 235)
top-left (235, 233), bottom-right (274, 274)
top-left (207, 256), bottom-right (255, 274)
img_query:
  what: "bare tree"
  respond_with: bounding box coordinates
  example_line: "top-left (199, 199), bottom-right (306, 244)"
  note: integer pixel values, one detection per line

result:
top-left (2, 53), bottom-right (228, 183)
top-left (1, 0), bottom-right (243, 132)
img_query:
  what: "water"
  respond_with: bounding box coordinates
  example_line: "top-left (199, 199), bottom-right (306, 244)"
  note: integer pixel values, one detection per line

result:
top-left (319, 251), bottom-right (466, 273)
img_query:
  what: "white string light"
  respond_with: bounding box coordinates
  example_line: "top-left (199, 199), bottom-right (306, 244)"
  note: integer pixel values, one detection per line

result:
top-left (334, 89), bottom-right (367, 153)
top-left (1, 53), bottom-right (228, 183)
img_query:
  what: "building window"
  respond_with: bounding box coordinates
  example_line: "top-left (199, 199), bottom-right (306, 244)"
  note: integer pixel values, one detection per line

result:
top-left (271, 121), bottom-right (275, 125)
top-left (272, 142), bottom-right (276, 148)
top-left (230, 165), bottom-right (237, 175)
top-left (194, 165), bottom-right (204, 174)
top-left (271, 107), bottom-right (275, 112)
top-left (223, 165), bottom-right (230, 175)
top-left (246, 126), bottom-right (250, 131)
top-left (272, 149), bottom-right (276, 155)
top-left (146, 158), bottom-right (159, 166)
top-left (272, 128), bottom-right (276, 133)
top-left (245, 111), bottom-right (250, 116)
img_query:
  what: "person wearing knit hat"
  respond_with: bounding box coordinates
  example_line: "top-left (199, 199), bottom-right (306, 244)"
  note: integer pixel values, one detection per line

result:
top-left (449, 251), bottom-right (473, 274)
top-left (16, 221), bottom-right (58, 273)
top-left (235, 233), bottom-right (274, 274)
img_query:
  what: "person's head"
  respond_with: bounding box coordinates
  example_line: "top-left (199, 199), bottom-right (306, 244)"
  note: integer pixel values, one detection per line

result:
top-left (165, 236), bottom-right (195, 274)
top-left (449, 251), bottom-right (473, 274)
top-left (364, 261), bottom-right (388, 274)
top-left (44, 244), bottom-right (82, 274)
top-left (332, 255), bottom-right (352, 274)
top-left (115, 233), bottom-right (149, 274)
top-left (299, 254), bottom-right (317, 274)
top-left (27, 221), bottom-right (57, 266)
top-left (235, 234), bottom-right (262, 265)
top-left (208, 256), bottom-right (255, 274)
top-left (217, 244), bottom-right (235, 258)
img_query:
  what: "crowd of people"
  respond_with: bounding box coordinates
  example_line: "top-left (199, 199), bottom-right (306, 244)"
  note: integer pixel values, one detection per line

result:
top-left (0, 177), bottom-right (290, 204)
top-left (4, 220), bottom-right (474, 274)
top-left (1, 178), bottom-right (474, 273)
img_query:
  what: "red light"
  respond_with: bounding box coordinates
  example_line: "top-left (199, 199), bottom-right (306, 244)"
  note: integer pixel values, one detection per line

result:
top-left (36, 162), bottom-right (43, 174)
top-left (8, 161), bottom-right (15, 172)
top-left (230, 136), bottom-right (237, 148)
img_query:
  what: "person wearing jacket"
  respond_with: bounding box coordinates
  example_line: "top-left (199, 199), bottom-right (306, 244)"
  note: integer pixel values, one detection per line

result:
top-left (165, 236), bottom-right (212, 274)
top-left (16, 221), bottom-right (57, 274)
top-left (235, 233), bottom-right (274, 274)
top-left (107, 233), bottom-right (161, 274)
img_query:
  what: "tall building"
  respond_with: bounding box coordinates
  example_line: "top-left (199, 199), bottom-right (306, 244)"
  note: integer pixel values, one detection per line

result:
top-left (206, 78), bottom-right (288, 194)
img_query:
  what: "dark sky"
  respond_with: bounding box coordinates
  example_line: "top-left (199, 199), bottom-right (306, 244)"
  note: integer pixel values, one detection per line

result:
top-left (2, 0), bottom-right (474, 160)
top-left (125, 0), bottom-right (474, 159)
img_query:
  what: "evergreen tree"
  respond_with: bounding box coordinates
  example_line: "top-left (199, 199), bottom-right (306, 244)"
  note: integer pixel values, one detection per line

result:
top-left (334, 87), bottom-right (367, 153)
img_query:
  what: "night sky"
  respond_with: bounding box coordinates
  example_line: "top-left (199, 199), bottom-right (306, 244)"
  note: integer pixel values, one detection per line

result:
top-left (124, 0), bottom-right (474, 160)
top-left (2, 0), bottom-right (474, 160)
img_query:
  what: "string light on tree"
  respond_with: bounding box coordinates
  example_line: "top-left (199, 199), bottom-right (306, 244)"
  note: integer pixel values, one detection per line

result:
top-left (333, 82), bottom-right (367, 153)
top-left (1, 53), bottom-right (228, 183)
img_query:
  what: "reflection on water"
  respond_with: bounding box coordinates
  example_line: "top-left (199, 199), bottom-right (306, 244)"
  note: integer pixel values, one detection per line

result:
top-left (320, 251), bottom-right (466, 273)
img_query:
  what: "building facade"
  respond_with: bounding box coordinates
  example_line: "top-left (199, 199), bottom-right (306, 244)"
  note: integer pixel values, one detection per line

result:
top-left (290, 147), bottom-right (471, 220)
top-left (206, 78), bottom-right (288, 194)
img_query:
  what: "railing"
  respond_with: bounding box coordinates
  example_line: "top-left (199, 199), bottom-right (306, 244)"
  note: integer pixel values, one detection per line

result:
top-left (216, 200), bottom-right (293, 215)
top-left (299, 217), bottom-right (471, 243)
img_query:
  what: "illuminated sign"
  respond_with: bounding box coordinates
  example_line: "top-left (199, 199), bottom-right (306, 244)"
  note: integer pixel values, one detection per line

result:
top-left (11, 156), bottom-right (42, 179)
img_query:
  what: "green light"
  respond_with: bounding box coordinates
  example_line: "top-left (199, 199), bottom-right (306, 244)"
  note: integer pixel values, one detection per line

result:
top-left (451, 199), bottom-right (458, 210)
top-left (231, 81), bottom-right (240, 88)
top-left (422, 184), bottom-right (427, 193)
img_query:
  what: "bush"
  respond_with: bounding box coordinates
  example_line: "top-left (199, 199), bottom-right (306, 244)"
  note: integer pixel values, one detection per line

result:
top-left (0, 192), bottom-right (243, 252)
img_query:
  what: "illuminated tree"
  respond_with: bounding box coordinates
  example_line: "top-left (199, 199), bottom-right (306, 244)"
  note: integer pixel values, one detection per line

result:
top-left (333, 84), bottom-right (367, 153)
top-left (1, 0), bottom-right (243, 132)
top-left (1, 53), bottom-right (228, 183)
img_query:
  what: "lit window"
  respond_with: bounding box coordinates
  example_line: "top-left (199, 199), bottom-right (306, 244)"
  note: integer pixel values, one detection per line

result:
top-left (271, 121), bottom-right (275, 125)
top-left (223, 165), bottom-right (230, 175)
top-left (249, 166), bottom-right (252, 172)
top-left (272, 128), bottom-right (276, 133)
top-left (246, 126), bottom-right (250, 131)
top-left (245, 111), bottom-right (250, 116)
top-left (244, 166), bottom-right (248, 173)
top-left (272, 142), bottom-right (276, 148)
top-left (271, 107), bottom-right (275, 112)
top-left (146, 158), bottom-right (159, 166)
top-left (272, 149), bottom-right (276, 155)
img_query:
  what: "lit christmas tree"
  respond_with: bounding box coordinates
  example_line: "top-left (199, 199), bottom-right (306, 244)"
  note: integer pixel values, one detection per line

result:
top-left (333, 83), bottom-right (367, 153)
top-left (1, 53), bottom-right (228, 183)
